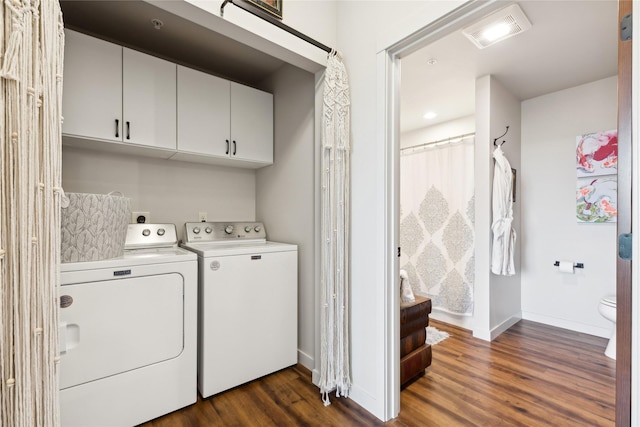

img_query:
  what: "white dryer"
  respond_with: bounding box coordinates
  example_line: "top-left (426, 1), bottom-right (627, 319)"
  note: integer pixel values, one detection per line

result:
top-left (59, 224), bottom-right (197, 427)
top-left (181, 222), bottom-right (298, 398)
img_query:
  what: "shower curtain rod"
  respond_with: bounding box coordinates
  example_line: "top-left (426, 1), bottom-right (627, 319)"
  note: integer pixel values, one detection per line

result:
top-left (400, 132), bottom-right (476, 153)
top-left (220, 0), bottom-right (334, 54)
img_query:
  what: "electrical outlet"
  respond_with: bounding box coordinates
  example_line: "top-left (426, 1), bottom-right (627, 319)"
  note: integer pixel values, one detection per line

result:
top-left (132, 211), bottom-right (150, 224)
top-left (198, 212), bottom-right (208, 222)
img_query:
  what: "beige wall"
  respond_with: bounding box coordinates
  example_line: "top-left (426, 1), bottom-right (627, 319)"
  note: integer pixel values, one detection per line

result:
top-left (257, 64), bottom-right (316, 369)
top-left (62, 148), bottom-right (256, 242)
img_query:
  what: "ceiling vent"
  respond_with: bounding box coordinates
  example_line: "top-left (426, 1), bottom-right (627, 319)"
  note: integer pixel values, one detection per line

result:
top-left (462, 4), bottom-right (532, 49)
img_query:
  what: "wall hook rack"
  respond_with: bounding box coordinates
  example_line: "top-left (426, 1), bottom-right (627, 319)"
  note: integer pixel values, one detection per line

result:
top-left (493, 126), bottom-right (510, 146)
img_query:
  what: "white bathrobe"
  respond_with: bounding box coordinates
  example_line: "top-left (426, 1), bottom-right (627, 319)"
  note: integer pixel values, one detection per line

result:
top-left (491, 145), bottom-right (516, 275)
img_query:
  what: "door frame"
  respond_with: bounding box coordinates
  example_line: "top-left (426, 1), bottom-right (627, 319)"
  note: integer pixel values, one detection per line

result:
top-left (380, 0), bottom-right (511, 418)
top-left (381, 0), bottom-right (636, 421)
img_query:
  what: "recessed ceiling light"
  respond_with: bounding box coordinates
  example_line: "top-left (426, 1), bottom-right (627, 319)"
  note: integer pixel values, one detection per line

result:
top-left (426, 58), bottom-right (438, 66)
top-left (462, 4), bottom-right (532, 49)
top-left (423, 112), bottom-right (437, 120)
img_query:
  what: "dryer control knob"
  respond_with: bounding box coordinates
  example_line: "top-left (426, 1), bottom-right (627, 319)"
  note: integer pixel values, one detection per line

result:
top-left (225, 225), bottom-right (234, 234)
top-left (157, 228), bottom-right (165, 236)
top-left (205, 227), bottom-right (212, 234)
top-left (254, 225), bottom-right (262, 232)
top-left (193, 227), bottom-right (201, 234)
top-left (142, 229), bottom-right (151, 236)
top-left (245, 226), bottom-right (252, 233)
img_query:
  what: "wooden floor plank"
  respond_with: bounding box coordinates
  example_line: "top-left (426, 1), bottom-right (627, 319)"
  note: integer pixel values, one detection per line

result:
top-left (139, 319), bottom-right (615, 426)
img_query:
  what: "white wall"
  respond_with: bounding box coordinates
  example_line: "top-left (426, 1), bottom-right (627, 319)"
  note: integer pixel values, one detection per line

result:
top-left (62, 148), bottom-right (256, 241)
top-left (256, 64), bottom-right (316, 369)
top-left (473, 75), bottom-right (522, 341)
top-left (487, 76), bottom-right (522, 336)
top-left (335, 0), bottom-right (464, 419)
top-left (148, 0), bottom-right (337, 73)
top-left (521, 76), bottom-right (618, 337)
top-left (401, 115), bottom-right (474, 149)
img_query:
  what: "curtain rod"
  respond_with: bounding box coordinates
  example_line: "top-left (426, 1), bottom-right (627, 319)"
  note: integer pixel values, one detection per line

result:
top-left (220, 0), bottom-right (333, 54)
top-left (400, 132), bottom-right (475, 153)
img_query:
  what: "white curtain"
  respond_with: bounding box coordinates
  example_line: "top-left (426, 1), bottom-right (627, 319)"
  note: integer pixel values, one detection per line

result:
top-left (400, 139), bottom-right (475, 315)
top-left (319, 51), bottom-right (351, 405)
top-left (0, 1), bottom-right (64, 425)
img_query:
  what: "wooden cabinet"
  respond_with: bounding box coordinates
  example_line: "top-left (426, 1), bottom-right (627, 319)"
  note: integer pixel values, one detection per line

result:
top-left (176, 66), bottom-right (273, 166)
top-left (400, 296), bottom-right (432, 388)
top-left (62, 30), bottom-right (176, 154)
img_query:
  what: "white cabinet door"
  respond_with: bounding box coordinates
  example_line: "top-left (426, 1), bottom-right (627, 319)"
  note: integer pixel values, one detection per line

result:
top-left (123, 48), bottom-right (176, 150)
top-left (62, 30), bottom-right (122, 142)
top-left (230, 83), bottom-right (273, 164)
top-left (177, 66), bottom-right (230, 157)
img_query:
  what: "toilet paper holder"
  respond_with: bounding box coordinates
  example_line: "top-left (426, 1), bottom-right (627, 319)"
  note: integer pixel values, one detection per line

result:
top-left (553, 261), bottom-right (584, 268)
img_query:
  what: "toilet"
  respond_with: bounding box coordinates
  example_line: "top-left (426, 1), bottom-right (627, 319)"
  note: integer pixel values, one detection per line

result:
top-left (598, 295), bottom-right (617, 360)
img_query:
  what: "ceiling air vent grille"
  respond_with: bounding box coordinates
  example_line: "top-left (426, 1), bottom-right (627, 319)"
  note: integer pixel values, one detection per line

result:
top-left (462, 4), bottom-right (532, 49)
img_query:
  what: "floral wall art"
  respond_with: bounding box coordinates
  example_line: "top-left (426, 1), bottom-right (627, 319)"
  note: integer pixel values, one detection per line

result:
top-left (576, 130), bottom-right (617, 223)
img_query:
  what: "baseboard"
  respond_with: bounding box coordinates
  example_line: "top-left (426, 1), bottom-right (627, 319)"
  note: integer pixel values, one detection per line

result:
top-left (521, 311), bottom-right (611, 338)
top-left (430, 310), bottom-right (474, 330)
top-left (490, 314), bottom-right (522, 340)
top-left (298, 349), bottom-right (314, 371)
top-left (473, 314), bottom-right (522, 342)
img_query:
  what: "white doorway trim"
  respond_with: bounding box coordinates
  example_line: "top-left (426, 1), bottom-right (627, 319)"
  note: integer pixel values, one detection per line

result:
top-left (377, 0), bottom-right (511, 419)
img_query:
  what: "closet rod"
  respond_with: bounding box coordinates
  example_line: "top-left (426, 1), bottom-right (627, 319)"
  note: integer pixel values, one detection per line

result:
top-left (400, 132), bottom-right (475, 152)
top-left (220, 0), bottom-right (333, 54)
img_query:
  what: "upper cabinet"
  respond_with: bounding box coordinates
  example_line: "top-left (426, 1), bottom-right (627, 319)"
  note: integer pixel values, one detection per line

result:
top-left (122, 48), bottom-right (176, 150)
top-left (62, 30), bottom-right (176, 153)
top-left (230, 82), bottom-right (273, 164)
top-left (176, 66), bottom-right (273, 166)
top-left (62, 29), bottom-right (273, 168)
top-left (62, 30), bottom-right (122, 143)
top-left (176, 66), bottom-right (231, 158)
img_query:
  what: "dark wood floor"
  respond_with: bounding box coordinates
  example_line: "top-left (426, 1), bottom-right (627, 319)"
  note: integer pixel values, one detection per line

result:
top-left (140, 319), bottom-right (615, 427)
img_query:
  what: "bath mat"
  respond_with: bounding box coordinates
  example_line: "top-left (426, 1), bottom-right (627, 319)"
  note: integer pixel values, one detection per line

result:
top-left (426, 326), bottom-right (450, 345)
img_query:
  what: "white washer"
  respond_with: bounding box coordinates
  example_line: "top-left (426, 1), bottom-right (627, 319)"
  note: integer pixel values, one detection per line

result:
top-left (59, 224), bottom-right (197, 427)
top-left (181, 222), bottom-right (298, 398)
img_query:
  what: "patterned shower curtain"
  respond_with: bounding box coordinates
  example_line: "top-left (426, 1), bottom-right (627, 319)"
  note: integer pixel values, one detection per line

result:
top-left (0, 1), bottom-right (65, 425)
top-left (400, 138), bottom-right (475, 315)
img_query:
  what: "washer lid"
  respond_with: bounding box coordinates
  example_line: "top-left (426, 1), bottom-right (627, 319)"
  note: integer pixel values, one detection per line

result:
top-left (601, 295), bottom-right (616, 307)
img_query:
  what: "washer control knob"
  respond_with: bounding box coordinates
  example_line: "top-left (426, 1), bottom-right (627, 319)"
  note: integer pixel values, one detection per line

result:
top-left (245, 226), bottom-right (252, 233)
top-left (193, 227), bottom-right (201, 234)
top-left (157, 228), bottom-right (165, 236)
top-left (254, 225), bottom-right (262, 232)
top-left (142, 229), bottom-right (151, 236)
top-left (225, 225), bottom-right (234, 234)
top-left (205, 227), bottom-right (212, 234)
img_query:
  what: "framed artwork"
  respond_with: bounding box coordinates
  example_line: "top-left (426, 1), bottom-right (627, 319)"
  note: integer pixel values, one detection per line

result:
top-left (576, 130), bottom-right (617, 223)
top-left (245, 0), bottom-right (283, 19)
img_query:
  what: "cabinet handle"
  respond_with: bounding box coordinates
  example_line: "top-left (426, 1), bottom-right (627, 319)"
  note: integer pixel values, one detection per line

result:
top-left (126, 121), bottom-right (130, 140)
top-left (232, 140), bottom-right (237, 156)
top-left (225, 139), bottom-right (229, 155)
top-left (115, 119), bottom-right (119, 138)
